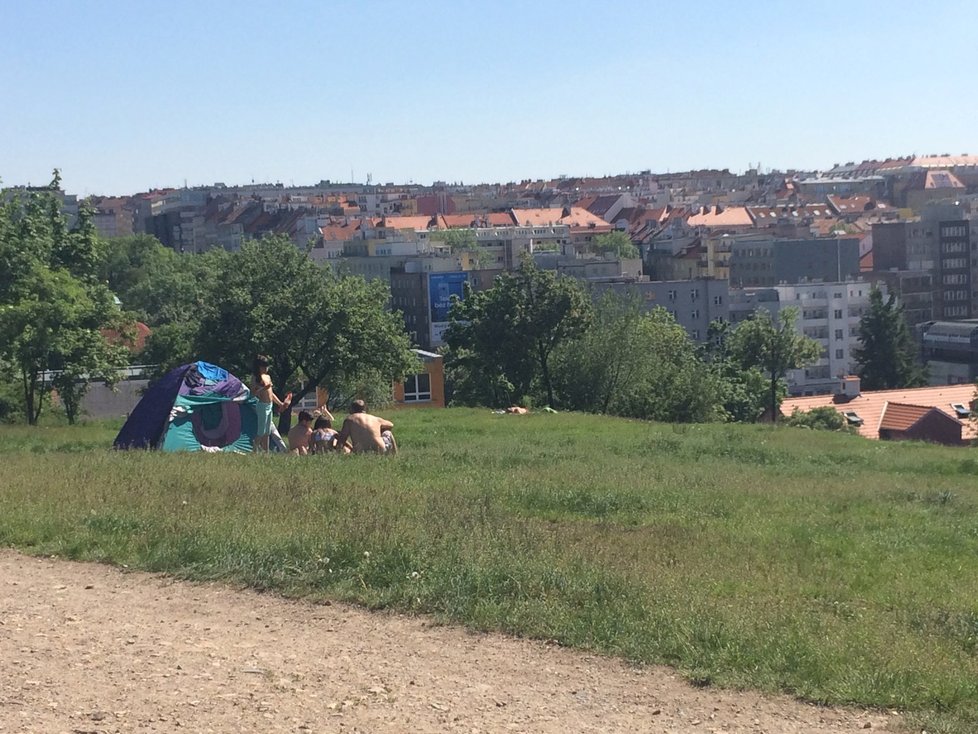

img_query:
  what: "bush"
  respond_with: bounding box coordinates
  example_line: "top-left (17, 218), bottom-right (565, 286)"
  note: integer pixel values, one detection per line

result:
top-left (785, 406), bottom-right (848, 431)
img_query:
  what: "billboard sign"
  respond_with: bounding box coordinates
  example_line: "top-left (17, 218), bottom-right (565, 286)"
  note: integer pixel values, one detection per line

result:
top-left (428, 271), bottom-right (469, 347)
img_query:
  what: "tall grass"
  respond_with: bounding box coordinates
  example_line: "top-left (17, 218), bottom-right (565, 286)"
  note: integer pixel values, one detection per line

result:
top-left (2, 409), bottom-right (978, 732)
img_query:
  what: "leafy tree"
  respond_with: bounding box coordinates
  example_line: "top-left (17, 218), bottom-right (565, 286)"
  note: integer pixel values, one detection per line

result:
top-left (0, 172), bottom-right (130, 424)
top-left (552, 292), bottom-right (721, 422)
top-left (853, 286), bottom-right (926, 390)
top-left (785, 406), bottom-right (849, 431)
top-left (702, 319), bottom-right (769, 423)
top-left (727, 307), bottom-right (821, 422)
top-left (593, 230), bottom-right (640, 259)
top-left (446, 258), bottom-right (592, 407)
top-left (431, 228), bottom-right (494, 268)
top-left (194, 235), bottom-right (416, 426)
top-left (432, 228), bottom-right (477, 252)
top-left (99, 234), bottom-right (222, 327)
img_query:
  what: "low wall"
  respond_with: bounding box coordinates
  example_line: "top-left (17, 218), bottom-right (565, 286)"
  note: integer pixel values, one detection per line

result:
top-left (80, 380), bottom-right (149, 419)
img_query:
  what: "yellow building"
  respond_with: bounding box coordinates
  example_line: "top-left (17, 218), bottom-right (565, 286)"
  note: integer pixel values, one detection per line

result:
top-left (393, 350), bottom-right (445, 408)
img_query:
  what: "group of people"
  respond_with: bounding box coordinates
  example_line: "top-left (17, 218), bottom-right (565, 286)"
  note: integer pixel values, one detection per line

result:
top-left (251, 355), bottom-right (397, 456)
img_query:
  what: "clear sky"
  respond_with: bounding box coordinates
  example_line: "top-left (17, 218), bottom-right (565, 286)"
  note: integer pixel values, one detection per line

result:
top-left (2, 0), bottom-right (976, 195)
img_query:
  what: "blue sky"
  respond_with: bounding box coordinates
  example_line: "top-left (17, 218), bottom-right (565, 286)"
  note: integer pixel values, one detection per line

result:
top-left (2, 0), bottom-right (976, 195)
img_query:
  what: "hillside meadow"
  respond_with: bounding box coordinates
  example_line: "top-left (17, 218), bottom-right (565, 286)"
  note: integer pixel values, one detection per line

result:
top-left (2, 408), bottom-right (978, 733)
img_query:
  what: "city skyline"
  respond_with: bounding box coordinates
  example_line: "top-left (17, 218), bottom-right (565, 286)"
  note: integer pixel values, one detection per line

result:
top-left (2, 0), bottom-right (976, 195)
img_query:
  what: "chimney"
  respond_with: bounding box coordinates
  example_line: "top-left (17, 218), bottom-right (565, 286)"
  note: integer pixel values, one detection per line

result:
top-left (840, 375), bottom-right (861, 398)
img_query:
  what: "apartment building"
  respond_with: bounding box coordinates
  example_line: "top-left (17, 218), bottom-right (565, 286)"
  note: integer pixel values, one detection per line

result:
top-left (729, 281), bottom-right (879, 396)
top-left (728, 237), bottom-right (861, 288)
top-left (590, 278), bottom-right (729, 343)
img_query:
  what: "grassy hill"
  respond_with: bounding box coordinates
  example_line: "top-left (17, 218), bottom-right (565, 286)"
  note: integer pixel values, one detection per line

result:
top-left (2, 408), bottom-right (978, 732)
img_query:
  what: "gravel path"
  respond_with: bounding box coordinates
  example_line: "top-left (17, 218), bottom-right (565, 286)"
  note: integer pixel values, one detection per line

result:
top-left (0, 550), bottom-right (896, 733)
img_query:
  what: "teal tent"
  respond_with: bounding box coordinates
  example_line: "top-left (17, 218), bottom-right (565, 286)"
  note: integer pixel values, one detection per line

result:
top-left (115, 361), bottom-right (261, 452)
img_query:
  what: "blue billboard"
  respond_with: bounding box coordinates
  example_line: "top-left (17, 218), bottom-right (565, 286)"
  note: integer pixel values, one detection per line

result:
top-left (428, 272), bottom-right (469, 323)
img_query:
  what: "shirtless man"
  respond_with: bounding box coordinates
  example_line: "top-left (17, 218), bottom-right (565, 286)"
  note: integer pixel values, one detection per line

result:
top-left (287, 410), bottom-right (315, 455)
top-left (335, 399), bottom-right (397, 455)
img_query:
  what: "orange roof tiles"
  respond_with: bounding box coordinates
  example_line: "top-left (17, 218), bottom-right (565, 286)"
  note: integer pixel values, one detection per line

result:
top-left (374, 215), bottom-right (437, 230)
top-left (911, 154), bottom-right (978, 169)
top-left (878, 402), bottom-right (933, 431)
top-left (782, 384), bottom-right (977, 441)
top-left (687, 205), bottom-right (753, 228)
top-left (320, 220), bottom-right (361, 241)
top-left (511, 207), bottom-right (612, 230)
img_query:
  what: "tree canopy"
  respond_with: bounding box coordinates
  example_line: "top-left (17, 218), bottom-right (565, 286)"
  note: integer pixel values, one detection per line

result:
top-left (593, 230), bottom-right (640, 259)
top-left (853, 286), bottom-right (926, 390)
top-left (0, 172), bottom-right (130, 423)
top-left (194, 235), bottom-right (417, 415)
top-left (553, 292), bottom-right (722, 422)
top-left (727, 307), bottom-right (821, 421)
top-left (445, 258), bottom-right (591, 407)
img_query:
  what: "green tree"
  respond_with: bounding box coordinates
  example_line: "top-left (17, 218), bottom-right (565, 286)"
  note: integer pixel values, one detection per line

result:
top-left (432, 228), bottom-right (477, 252)
top-left (785, 406), bottom-right (849, 431)
top-left (0, 172), bottom-right (130, 424)
top-left (552, 292), bottom-right (721, 422)
top-left (593, 230), bottom-right (640, 259)
top-left (446, 258), bottom-right (592, 407)
top-left (431, 228), bottom-right (494, 268)
top-left (702, 319), bottom-right (769, 423)
top-left (727, 307), bottom-right (821, 422)
top-left (195, 235), bottom-right (416, 423)
top-left (99, 234), bottom-right (221, 327)
top-left (853, 286), bottom-right (926, 390)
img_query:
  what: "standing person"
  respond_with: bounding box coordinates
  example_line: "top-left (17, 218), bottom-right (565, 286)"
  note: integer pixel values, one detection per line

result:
top-left (335, 399), bottom-right (397, 455)
top-left (251, 354), bottom-right (291, 452)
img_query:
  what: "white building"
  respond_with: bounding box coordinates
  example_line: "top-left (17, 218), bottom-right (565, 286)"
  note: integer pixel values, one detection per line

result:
top-left (730, 280), bottom-right (881, 396)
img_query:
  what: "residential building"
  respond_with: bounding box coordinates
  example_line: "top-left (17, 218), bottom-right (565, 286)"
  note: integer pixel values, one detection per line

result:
top-left (393, 350), bottom-right (446, 408)
top-left (730, 281), bottom-right (879, 396)
top-left (390, 266), bottom-right (502, 350)
top-left (919, 319), bottom-right (978, 385)
top-left (728, 237), bottom-right (861, 288)
top-left (589, 278), bottom-right (729, 343)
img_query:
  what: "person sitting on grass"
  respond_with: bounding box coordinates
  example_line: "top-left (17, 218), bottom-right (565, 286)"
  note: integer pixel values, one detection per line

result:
top-left (287, 410), bottom-right (315, 455)
top-left (310, 415), bottom-right (343, 454)
top-left (334, 399), bottom-right (397, 455)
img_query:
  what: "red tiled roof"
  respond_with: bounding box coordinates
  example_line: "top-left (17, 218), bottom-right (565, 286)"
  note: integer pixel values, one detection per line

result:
top-left (373, 215), bottom-right (438, 231)
top-left (782, 384), bottom-right (977, 440)
top-left (320, 220), bottom-right (361, 241)
top-left (905, 170), bottom-right (965, 191)
top-left (687, 205), bottom-right (752, 228)
top-left (878, 402), bottom-right (933, 431)
top-left (511, 207), bottom-right (612, 230)
top-left (101, 322), bottom-right (151, 353)
top-left (860, 249), bottom-right (874, 271)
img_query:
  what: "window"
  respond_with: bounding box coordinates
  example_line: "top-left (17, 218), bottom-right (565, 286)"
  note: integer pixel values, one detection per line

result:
top-left (843, 411), bottom-right (863, 426)
top-left (834, 309), bottom-right (843, 319)
top-left (835, 329), bottom-right (844, 340)
top-left (951, 403), bottom-right (971, 418)
top-left (667, 289), bottom-right (677, 301)
top-left (713, 295), bottom-right (723, 305)
top-left (403, 372), bottom-right (432, 402)
top-left (691, 309), bottom-right (700, 319)
top-left (690, 289), bottom-right (700, 301)
top-left (691, 329), bottom-right (700, 340)
top-left (835, 349), bottom-right (844, 359)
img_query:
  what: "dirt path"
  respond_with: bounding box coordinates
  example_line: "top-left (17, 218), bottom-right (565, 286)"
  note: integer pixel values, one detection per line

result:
top-left (0, 551), bottom-right (896, 733)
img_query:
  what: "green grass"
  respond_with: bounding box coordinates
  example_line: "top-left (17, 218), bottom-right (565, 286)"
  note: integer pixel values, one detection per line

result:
top-left (2, 409), bottom-right (978, 732)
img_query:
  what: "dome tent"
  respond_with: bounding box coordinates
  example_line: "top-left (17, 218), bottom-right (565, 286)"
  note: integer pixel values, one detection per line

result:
top-left (114, 361), bottom-right (260, 452)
